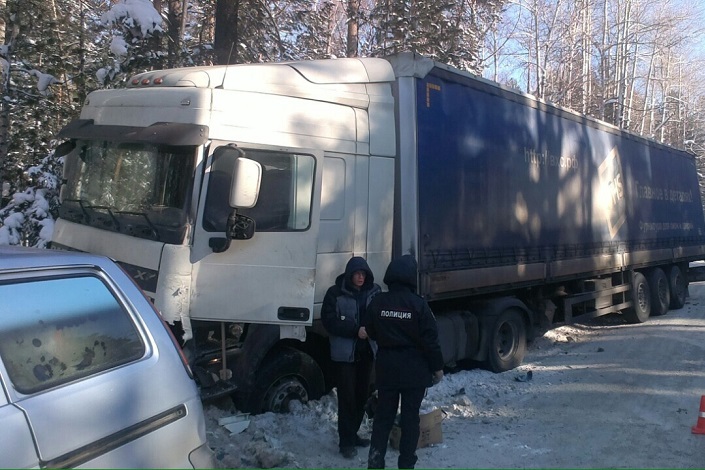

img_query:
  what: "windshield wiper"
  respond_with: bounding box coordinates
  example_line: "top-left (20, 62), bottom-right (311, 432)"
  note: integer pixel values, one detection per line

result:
top-left (115, 211), bottom-right (161, 241)
top-left (84, 205), bottom-right (121, 231)
top-left (60, 198), bottom-right (90, 223)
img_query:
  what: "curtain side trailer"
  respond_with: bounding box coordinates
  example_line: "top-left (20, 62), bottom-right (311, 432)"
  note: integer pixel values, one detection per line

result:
top-left (393, 53), bottom-right (705, 372)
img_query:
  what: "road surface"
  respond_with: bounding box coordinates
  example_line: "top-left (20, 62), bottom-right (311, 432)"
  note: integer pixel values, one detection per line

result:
top-left (205, 279), bottom-right (705, 468)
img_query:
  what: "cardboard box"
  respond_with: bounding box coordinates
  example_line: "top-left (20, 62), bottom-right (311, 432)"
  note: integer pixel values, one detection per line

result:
top-left (389, 408), bottom-right (443, 449)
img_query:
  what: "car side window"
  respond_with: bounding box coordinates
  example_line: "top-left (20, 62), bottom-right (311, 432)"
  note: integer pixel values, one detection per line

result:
top-left (0, 274), bottom-right (146, 395)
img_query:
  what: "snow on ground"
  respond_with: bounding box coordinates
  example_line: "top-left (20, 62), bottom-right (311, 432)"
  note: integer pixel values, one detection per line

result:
top-left (202, 322), bottom-right (599, 468)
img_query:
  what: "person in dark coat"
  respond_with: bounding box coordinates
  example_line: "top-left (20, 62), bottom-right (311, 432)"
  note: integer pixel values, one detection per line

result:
top-left (365, 254), bottom-right (444, 469)
top-left (322, 256), bottom-right (382, 459)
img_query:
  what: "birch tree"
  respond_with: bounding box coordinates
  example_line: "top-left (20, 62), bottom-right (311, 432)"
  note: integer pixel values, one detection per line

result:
top-left (496, 0), bottom-right (705, 141)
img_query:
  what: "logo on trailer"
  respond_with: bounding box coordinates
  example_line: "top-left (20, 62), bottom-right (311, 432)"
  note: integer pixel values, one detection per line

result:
top-left (597, 146), bottom-right (626, 239)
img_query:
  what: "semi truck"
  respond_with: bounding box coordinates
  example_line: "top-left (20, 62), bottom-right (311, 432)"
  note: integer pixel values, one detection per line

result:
top-left (51, 52), bottom-right (705, 413)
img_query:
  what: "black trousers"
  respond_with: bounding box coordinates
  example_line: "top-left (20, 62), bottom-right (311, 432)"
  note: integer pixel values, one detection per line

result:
top-left (368, 387), bottom-right (425, 469)
top-left (336, 359), bottom-right (373, 448)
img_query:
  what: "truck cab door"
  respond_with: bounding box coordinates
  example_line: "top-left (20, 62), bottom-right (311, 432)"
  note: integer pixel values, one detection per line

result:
top-left (191, 143), bottom-right (322, 326)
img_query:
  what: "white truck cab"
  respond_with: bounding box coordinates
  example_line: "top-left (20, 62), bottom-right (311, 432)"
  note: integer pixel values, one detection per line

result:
top-left (53, 58), bottom-right (398, 411)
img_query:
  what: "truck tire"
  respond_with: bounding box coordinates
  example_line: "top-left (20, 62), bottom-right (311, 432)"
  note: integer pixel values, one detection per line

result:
top-left (624, 271), bottom-right (651, 323)
top-left (647, 268), bottom-right (670, 316)
top-left (487, 309), bottom-right (526, 373)
top-left (668, 265), bottom-right (687, 309)
top-left (241, 347), bottom-right (325, 414)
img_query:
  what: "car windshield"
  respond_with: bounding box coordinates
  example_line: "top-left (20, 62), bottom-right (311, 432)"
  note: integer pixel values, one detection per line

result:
top-left (60, 140), bottom-right (196, 244)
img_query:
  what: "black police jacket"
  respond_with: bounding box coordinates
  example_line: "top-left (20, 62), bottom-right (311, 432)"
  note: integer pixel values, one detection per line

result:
top-left (366, 255), bottom-right (444, 390)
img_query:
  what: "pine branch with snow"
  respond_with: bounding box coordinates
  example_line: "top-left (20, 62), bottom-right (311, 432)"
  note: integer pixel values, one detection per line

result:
top-left (0, 151), bottom-right (62, 247)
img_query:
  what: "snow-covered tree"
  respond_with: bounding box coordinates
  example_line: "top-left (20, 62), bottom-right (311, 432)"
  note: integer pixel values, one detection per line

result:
top-left (2, 0), bottom-right (705, 245)
top-left (0, 0), bottom-right (77, 205)
top-left (368, 0), bottom-right (505, 74)
top-left (97, 0), bottom-right (165, 86)
top-left (0, 0), bottom-right (169, 246)
top-left (0, 149), bottom-right (61, 247)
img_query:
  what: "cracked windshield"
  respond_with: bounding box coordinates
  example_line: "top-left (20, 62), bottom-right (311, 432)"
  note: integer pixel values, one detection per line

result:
top-left (60, 140), bottom-right (196, 243)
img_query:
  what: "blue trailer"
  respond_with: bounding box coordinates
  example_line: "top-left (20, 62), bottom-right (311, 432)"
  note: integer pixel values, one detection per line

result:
top-left (390, 53), bottom-right (705, 371)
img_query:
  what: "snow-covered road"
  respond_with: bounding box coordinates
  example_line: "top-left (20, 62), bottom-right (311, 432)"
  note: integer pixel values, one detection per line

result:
top-left (204, 280), bottom-right (705, 468)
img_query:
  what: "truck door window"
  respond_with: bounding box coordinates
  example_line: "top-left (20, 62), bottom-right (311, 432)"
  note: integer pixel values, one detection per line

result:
top-left (0, 275), bottom-right (145, 395)
top-left (203, 148), bottom-right (315, 232)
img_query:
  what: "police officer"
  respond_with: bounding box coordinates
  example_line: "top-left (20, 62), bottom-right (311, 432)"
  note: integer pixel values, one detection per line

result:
top-left (365, 254), bottom-right (444, 469)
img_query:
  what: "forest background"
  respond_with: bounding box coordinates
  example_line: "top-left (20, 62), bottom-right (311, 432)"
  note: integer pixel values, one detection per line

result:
top-left (0, 0), bottom-right (704, 246)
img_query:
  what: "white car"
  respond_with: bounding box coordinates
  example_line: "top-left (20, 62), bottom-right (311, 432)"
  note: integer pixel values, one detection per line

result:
top-left (0, 246), bottom-right (215, 468)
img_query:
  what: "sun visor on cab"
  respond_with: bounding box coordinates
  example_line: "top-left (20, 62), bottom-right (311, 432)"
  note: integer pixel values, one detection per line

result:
top-left (58, 119), bottom-right (209, 146)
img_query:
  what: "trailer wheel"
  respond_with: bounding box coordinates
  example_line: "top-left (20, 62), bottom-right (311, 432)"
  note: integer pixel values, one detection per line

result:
top-left (487, 309), bottom-right (526, 372)
top-left (624, 271), bottom-right (651, 323)
top-left (668, 265), bottom-right (688, 309)
top-left (647, 268), bottom-right (670, 316)
top-left (241, 347), bottom-right (325, 414)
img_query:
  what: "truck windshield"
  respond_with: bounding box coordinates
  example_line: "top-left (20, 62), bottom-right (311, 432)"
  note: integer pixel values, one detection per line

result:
top-left (59, 140), bottom-right (196, 244)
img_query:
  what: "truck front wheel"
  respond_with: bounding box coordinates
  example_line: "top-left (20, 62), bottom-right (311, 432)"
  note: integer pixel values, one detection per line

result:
top-left (240, 347), bottom-right (325, 414)
top-left (487, 309), bottom-right (526, 372)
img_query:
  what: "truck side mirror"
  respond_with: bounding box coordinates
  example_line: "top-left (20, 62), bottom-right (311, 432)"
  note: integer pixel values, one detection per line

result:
top-left (227, 212), bottom-right (255, 240)
top-left (209, 148), bottom-right (262, 253)
top-left (55, 140), bottom-right (76, 159)
top-left (230, 157), bottom-right (262, 209)
top-left (210, 211), bottom-right (256, 252)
